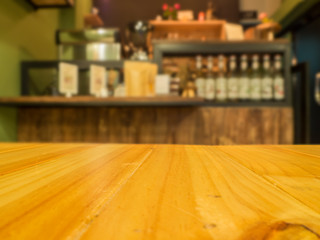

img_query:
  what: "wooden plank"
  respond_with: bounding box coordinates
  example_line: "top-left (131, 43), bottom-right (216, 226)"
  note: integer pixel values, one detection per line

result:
top-left (0, 144), bottom-right (153, 239)
top-left (0, 96), bottom-right (204, 105)
top-left (150, 20), bottom-right (227, 26)
top-left (154, 108), bottom-right (169, 143)
top-left (31, 0), bottom-right (73, 6)
top-left (0, 96), bottom-right (291, 107)
top-left (150, 20), bottom-right (226, 41)
top-left (215, 145), bottom-right (320, 217)
top-left (17, 107), bottom-right (293, 144)
top-left (0, 144), bottom-right (319, 239)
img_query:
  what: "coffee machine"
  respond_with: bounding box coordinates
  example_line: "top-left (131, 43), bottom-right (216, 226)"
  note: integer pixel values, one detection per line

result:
top-left (124, 21), bottom-right (153, 60)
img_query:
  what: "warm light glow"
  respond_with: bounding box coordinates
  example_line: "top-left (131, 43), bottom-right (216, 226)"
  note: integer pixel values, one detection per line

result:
top-left (97, 29), bottom-right (106, 35)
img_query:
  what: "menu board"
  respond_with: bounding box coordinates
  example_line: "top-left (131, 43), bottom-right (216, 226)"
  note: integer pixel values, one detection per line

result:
top-left (59, 62), bottom-right (78, 97)
top-left (90, 65), bottom-right (107, 97)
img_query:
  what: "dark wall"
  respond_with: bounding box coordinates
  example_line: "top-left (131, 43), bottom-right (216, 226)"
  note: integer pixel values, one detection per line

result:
top-left (295, 17), bottom-right (320, 143)
top-left (93, 0), bottom-right (239, 30)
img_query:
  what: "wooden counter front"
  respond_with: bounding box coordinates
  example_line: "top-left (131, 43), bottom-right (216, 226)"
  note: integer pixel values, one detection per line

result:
top-left (0, 144), bottom-right (319, 239)
top-left (0, 96), bottom-right (293, 144)
top-left (17, 106), bottom-right (293, 144)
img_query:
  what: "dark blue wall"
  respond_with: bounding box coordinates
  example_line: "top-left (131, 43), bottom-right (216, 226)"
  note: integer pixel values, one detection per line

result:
top-left (295, 17), bottom-right (320, 143)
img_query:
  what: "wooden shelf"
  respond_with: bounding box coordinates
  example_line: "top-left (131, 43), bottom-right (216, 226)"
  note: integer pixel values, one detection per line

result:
top-left (0, 96), bottom-right (204, 107)
top-left (26, 0), bottom-right (74, 9)
top-left (150, 20), bottom-right (227, 24)
top-left (21, 60), bottom-right (124, 71)
top-left (149, 20), bottom-right (227, 52)
top-left (152, 39), bottom-right (289, 44)
top-left (149, 20), bottom-right (226, 26)
top-left (0, 96), bottom-right (290, 107)
top-left (152, 40), bottom-right (293, 108)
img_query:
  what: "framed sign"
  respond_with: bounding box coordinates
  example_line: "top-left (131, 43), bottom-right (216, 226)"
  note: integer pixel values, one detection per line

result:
top-left (90, 65), bottom-right (107, 97)
top-left (59, 62), bottom-right (78, 97)
top-left (155, 74), bottom-right (170, 95)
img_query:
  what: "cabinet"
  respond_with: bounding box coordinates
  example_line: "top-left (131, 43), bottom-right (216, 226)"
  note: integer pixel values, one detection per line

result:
top-left (20, 60), bottom-right (123, 96)
top-left (153, 39), bottom-right (292, 107)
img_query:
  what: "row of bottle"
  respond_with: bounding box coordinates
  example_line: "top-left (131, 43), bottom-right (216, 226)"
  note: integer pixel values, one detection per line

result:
top-left (194, 54), bottom-right (285, 101)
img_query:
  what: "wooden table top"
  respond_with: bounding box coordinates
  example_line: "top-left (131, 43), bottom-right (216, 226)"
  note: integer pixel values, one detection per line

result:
top-left (0, 144), bottom-right (319, 240)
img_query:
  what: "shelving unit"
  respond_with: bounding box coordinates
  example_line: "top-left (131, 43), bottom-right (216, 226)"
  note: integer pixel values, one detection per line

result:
top-left (21, 60), bottom-right (124, 96)
top-left (8, 40), bottom-right (294, 144)
top-left (153, 39), bottom-right (292, 107)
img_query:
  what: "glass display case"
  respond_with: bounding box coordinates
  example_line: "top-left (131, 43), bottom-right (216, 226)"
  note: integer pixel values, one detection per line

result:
top-left (153, 39), bottom-right (292, 107)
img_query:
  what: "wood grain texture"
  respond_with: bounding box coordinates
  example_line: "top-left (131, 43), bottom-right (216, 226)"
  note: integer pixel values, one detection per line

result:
top-left (0, 144), bottom-right (319, 239)
top-left (149, 20), bottom-right (226, 41)
top-left (17, 107), bottom-right (293, 144)
top-left (0, 96), bottom-right (204, 105)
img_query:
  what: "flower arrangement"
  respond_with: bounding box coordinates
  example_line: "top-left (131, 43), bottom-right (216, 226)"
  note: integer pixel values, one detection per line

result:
top-left (162, 3), bottom-right (180, 20)
top-left (259, 12), bottom-right (271, 23)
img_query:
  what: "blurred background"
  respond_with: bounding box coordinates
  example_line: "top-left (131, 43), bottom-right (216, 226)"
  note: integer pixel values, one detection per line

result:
top-left (0, 0), bottom-right (319, 144)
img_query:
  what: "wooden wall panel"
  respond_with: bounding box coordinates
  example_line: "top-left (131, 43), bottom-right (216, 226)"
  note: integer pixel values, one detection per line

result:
top-left (17, 107), bottom-right (293, 145)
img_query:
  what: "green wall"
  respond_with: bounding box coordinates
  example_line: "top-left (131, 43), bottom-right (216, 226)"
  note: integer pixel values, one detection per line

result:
top-left (0, 1), bottom-right (79, 141)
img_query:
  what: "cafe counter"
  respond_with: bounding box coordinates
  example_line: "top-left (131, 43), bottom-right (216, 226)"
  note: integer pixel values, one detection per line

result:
top-left (0, 96), bottom-right (293, 144)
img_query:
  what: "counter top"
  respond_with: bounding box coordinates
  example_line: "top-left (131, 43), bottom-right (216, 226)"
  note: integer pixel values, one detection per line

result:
top-left (0, 96), bottom-right (204, 107)
top-left (0, 96), bottom-right (290, 107)
top-left (0, 144), bottom-right (319, 239)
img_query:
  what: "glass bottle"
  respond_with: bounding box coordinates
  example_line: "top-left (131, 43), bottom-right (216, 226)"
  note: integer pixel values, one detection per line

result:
top-left (216, 54), bottom-right (227, 101)
top-left (261, 54), bottom-right (273, 101)
top-left (239, 54), bottom-right (250, 101)
top-left (205, 55), bottom-right (215, 101)
top-left (195, 55), bottom-right (206, 98)
top-left (250, 54), bottom-right (262, 101)
top-left (273, 54), bottom-right (285, 101)
top-left (227, 55), bottom-right (238, 101)
top-left (206, 1), bottom-right (213, 20)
